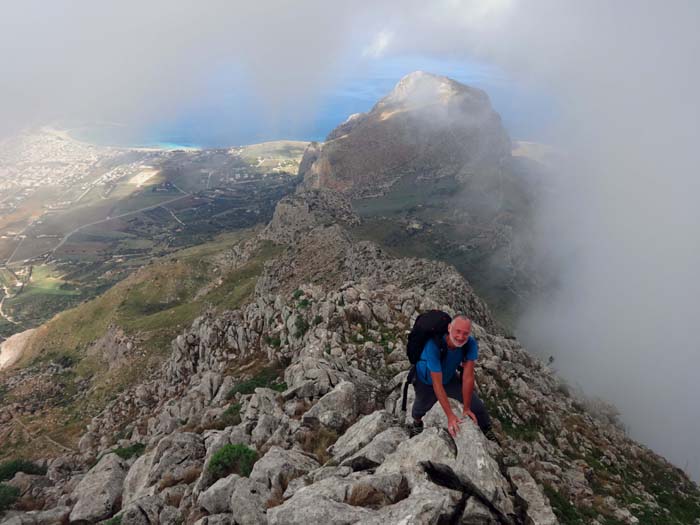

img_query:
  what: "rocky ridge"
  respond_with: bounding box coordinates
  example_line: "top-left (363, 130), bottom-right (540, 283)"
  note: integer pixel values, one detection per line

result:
top-left (1, 191), bottom-right (698, 524)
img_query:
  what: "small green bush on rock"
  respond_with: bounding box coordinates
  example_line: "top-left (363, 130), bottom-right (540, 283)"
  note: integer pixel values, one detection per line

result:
top-left (0, 483), bottom-right (20, 512)
top-left (0, 459), bottom-right (46, 481)
top-left (220, 403), bottom-right (242, 426)
top-left (113, 443), bottom-right (146, 460)
top-left (208, 444), bottom-right (258, 481)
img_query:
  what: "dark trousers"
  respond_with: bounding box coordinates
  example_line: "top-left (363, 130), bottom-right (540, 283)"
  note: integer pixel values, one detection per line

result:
top-left (412, 376), bottom-right (492, 432)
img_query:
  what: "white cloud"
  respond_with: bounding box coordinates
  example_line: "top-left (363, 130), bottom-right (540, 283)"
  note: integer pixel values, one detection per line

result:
top-left (363, 30), bottom-right (394, 58)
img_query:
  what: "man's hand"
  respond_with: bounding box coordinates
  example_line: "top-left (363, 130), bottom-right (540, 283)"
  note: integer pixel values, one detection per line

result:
top-left (447, 413), bottom-right (462, 437)
top-left (462, 408), bottom-right (477, 425)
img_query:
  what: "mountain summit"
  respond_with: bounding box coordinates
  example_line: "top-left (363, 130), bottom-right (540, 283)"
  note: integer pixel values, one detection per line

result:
top-left (300, 71), bottom-right (511, 197)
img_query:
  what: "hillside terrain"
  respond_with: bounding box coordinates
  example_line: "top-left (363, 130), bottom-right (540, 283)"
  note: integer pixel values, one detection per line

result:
top-left (0, 131), bottom-right (306, 339)
top-left (0, 190), bottom-right (698, 524)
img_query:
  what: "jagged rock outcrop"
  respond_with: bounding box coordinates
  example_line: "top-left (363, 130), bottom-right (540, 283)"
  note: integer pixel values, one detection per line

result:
top-left (261, 189), bottom-right (359, 244)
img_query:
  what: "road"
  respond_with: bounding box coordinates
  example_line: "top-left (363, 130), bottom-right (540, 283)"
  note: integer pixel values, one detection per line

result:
top-left (51, 191), bottom-right (190, 255)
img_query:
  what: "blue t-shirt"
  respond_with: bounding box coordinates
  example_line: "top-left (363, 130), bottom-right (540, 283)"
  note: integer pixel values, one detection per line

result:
top-left (416, 335), bottom-right (478, 385)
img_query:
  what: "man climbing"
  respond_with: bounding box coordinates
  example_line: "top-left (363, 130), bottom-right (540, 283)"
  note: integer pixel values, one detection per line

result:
top-left (409, 314), bottom-right (497, 441)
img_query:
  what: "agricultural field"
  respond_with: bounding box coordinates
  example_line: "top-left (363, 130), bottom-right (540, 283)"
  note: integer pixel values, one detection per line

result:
top-left (0, 131), bottom-right (307, 338)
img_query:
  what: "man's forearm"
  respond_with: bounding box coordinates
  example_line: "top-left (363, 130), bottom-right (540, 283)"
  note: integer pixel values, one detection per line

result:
top-left (432, 381), bottom-right (456, 419)
top-left (462, 366), bottom-right (475, 411)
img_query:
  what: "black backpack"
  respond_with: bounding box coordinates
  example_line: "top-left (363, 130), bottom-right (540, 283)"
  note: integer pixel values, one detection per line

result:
top-left (406, 310), bottom-right (452, 364)
top-left (401, 310), bottom-right (452, 412)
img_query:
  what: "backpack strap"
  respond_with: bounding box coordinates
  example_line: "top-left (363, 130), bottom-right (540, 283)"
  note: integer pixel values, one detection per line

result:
top-left (400, 366), bottom-right (416, 412)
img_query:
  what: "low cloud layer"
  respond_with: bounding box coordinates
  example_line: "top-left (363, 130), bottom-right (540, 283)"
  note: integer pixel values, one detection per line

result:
top-left (3, 1), bottom-right (699, 478)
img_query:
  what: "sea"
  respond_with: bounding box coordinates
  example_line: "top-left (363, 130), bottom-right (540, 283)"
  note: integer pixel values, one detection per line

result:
top-left (68, 56), bottom-right (554, 150)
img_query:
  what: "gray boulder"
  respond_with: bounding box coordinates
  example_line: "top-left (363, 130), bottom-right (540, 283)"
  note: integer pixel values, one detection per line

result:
top-left (376, 428), bottom-right (457, 486)
top-left (362, 482), bottom-right (462, 525)
top-left (122, 450), bottom-right (156, 506)
top-left (197, 473), bottom-right (240, 514)
top-left (341, 426), bottom-right (409, 471)
top-left (423, 400), bottom-right (514, 517)
top-left (329, 410), bottom-right (395, 462)
top-left (118, 495), bottom-right (163, 524)
top-left (301, 380), bottom-right (358, 430)
top-left (249, 446), bottom-right (320, 494)
top-left (229, 476), bottom-right (271, 525)
top-left (146, 432), bottom-right (206, 488)
top-left (508, 467), bottom-right (559, 525)
top-left (69, 453), bottom-right (128, 523)
top-left (0, 507), bottom-right (71, 525)
top-left (193, 515), bottom-right (233, 525)
top-left (266, 476), bottom-right (373, 525)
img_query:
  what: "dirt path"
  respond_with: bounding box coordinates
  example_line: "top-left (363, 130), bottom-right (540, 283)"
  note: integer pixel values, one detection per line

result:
top-left (10, 414), bottom-right (76, 453)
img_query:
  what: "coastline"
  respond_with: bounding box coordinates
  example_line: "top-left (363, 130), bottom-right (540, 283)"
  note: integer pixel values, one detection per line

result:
top-left (54, 124), bottom-right (202, 152)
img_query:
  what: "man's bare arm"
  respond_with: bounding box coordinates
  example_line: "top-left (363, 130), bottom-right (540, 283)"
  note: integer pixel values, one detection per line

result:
top-left (461, 360), bottom-right (477, 424)
top-left (431, 371), bottom-right (462, 436)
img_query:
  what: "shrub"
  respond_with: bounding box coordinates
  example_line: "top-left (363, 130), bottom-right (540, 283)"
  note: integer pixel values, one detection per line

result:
top-left (313, 315), bottom-right (323, 326)
top-left (295, 316), bottom-right (309, 337)
top-left (207, 444), bottom-right (258, 481)
top-left (226, 367), bottom-right (285, 399)
top-left (0, 483), bottom-right (20, 512)
top-left (0, 459), bottom-right (46, 482)
top-left (112, 443), bottom-right (146, 460)
top-left (220, 403), bottom-right (242, 426)
top-left (297, 299), bottom-right (310, 309)
top-left (264, 335), bottom-right (281, 348)
top-left (292, 289), bottom-right (303, 300)
top-left (300, 427), bottom-right (339, 465)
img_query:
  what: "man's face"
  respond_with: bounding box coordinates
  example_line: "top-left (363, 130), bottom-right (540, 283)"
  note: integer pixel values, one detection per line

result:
top-left (448, 318), bottom-right (471, 347)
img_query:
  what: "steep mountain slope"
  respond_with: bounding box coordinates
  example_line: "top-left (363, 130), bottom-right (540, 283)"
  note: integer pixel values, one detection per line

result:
top-left (0, 230), bottom-right (280, 462)
top-left (0, 190), bottom-right (698, 524)
top-left (299, 71), bottom-right (542, 326)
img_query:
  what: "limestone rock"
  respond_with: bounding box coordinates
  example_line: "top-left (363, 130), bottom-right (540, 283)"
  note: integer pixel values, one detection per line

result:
top-left (228, 476), bottom-right (272, 525)
top-left (301, 380), bottom-right (358, 431)
top-left (197, 473), bottom-right (240, 514)
top-left (69, 453), bottom-right (128, 523)
top-left (329, 410), bottom-right (395, 463)
top-left (508, 467), bottom-right (559, 525)
top-left (423, 400), bottom-right (514, 517)
top-left (341, 426), bottom-right (409, 471)
top-left (249, 446), bottom-right (320, 494)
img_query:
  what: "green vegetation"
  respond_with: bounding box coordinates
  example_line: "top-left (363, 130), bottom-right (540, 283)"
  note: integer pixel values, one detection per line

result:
top-left (207, 444), bottom-right (258, 480)
top-left (0, 235), bottom-right (283, 461)
top-left (220, 403), bottom-right (242, 427)
top-left (543, 484), bottom-right (600, 524)
top-left (0, 484), bottom-right (20, 513)
top-left (0, 459), bottom-right (46, 481)
top-left (297, 298), bottom-right (310, 309)
top-left (112, 443), bottom-right (146, 461)
top-left (226, 367), bottom-right (287, 398)
top-left (102, 515), bottom-right (122, 525)
top-left (264, 334), bottom-right (281, 348)
top-left (294, 316), bottom-right (309, 337)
